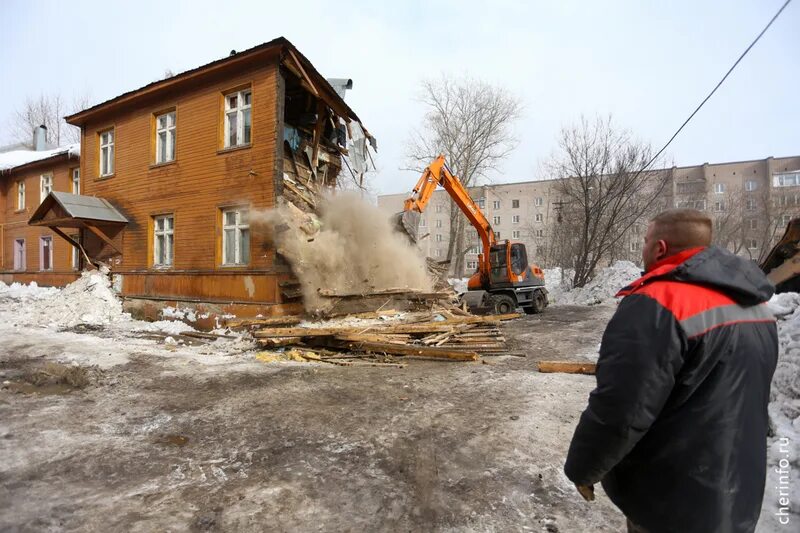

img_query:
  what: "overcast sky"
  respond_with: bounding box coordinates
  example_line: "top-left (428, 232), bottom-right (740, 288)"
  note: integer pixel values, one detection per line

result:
top-left (1, 0), bottom-right (797, 196)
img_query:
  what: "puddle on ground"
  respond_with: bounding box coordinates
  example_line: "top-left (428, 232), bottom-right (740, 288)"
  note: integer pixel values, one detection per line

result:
top-left (155, 434), bottom-right (190, 447)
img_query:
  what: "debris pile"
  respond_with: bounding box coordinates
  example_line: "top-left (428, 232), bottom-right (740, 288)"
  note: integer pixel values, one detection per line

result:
top-left (545, 261), bottom-right (641, 305)
top-left (229, 308), bottom-right (521, 366)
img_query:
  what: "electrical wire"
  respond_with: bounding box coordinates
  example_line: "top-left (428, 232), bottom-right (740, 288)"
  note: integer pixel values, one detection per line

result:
top-left (636, 0), bottom-right (793, 178)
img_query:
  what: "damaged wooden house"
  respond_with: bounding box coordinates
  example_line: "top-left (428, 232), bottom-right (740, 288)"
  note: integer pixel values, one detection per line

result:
top-left (2, 37), bottom-right (375, 322)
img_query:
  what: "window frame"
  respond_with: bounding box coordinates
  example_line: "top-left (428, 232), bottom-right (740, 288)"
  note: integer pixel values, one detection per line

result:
top-left (492, 200), bottom-right (501, 210)
top-left (512, 215), bottom-right (520, 224)
top-left (713, 183), bottom-right (725, 194)
top-left (40, 174), bottom-right (53, 203)
top-left (534, 197), bottom-right (543, 207)
top-left (99, 129), bottom-right (115, 177)
top-left (71, 168), bottom-right (80, 194)
top-left (223, 88), bottom-right (252, 149)
top-left (493, 216), bottom-right (501, 225)
top-left (221, 207), bottom-right (250, 266)
top-left (512, 230), bottom-right (521, 239)
top-left (745, 180), bottom-right (757, 192)
top-left (17, 180), bottom-right (25, 210)
top-left (152, 214), bottom-right (175, 268)
top-left (13, 238), bottom-right (25, 271)
top-left (39, 236), bottom-right (53, 271)
top-left (535, 213), bottom-right (543, 223)
top-left (69, 234), bottom-right (80, 271)
top-left (512, 199), bottom-right (520, 209)
top-left (155, 110), bottom-right (177, 164)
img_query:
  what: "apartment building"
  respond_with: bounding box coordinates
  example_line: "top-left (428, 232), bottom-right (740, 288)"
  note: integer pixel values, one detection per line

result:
top-left (378, 155), bottom-right (800, 276)
top-left (0, 129), bottom-right (81, 285)
top-left (1, 37), bottom-right (372, 319)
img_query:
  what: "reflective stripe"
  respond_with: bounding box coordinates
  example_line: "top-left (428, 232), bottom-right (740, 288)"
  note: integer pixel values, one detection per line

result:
top-left (679, 303), bottom-right (775, 338)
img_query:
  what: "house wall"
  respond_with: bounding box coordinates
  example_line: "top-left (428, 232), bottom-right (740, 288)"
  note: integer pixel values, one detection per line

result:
top-left (78, 56), bottom-right (297, 310)
top-left (0, 157), bottom-right (81, 285)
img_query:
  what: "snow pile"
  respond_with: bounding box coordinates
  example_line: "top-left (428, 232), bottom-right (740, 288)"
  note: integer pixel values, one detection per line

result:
top-left (0, 281), bottom-right (59, 301)
top-left (546, 261), bottom-right (641, 306)
top-left (761, 292), bottom-right (800, 529)
top-left (31, 268), bottom-right (126, 326)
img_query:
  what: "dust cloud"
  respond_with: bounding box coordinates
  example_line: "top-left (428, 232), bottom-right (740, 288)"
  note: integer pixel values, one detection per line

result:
top-left (254, 193), bottom-right (432, 312)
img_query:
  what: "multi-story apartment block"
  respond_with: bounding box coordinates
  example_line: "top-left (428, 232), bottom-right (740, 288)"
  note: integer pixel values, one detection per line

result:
top-left (378, 155), bottom-right (800, 277)
top-left (0, 37), bottom-right (372, 320)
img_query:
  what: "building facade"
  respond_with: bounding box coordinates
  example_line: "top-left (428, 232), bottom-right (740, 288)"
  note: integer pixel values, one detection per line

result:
top-left (0, 37), bottom-right (372, 319)
top-left (378, 155), bottom-right (800, 277)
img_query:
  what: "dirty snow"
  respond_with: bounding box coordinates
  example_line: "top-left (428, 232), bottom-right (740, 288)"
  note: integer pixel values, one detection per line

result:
top-left (448, 277), bottom-right (469, 295)
top-left (0, 271), bottom-right (257, 368)
top-left (545, 261), bottom-right (641, 306)
top-left (759, 292), bottom-right (800, 531)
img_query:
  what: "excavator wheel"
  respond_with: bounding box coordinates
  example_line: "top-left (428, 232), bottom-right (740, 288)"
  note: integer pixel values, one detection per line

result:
top-left (524, 291), bottom-right (547, 314)
top-left (490, 294), bottom-right (517, 315)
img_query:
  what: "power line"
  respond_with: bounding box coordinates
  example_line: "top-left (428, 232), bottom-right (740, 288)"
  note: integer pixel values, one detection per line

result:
top-left (638, 0), bottom-right (793, 177)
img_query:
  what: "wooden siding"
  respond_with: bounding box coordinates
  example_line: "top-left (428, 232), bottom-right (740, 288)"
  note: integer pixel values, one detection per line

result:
top-left (80, 59), bottom-right (286, 303)
top-left (0, 157), bottom-right (81, 285)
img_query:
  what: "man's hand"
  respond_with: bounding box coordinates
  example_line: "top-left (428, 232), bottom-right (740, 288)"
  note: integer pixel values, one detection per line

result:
top-left (576, 484), bottom-right (595, 502)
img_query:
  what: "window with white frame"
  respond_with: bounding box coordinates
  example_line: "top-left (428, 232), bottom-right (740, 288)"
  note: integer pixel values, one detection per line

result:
top-left (40, 174), bottom-right (53, 202)
top-left (534, 197), bottom-right (543, 206)
top-left (224, 89), bottom-right (252, 148)
top-left (435, 204), bottom-right (443, 213)
top-left (467, 261), bottom-right (478, 270)
top-left (745, 180), bottom-right (757, 192)
top-left (535, 229), bottom-right (544, 237)
top-left (747, 239), bottom-right (758, 249)
top-left (774, 172), bottom-right (800, 187)
top-left (714, 201), bottom-right (725, 212)
top-left (436, 219), bottom-right (443, 228)
top-left (39, 236), bottom-right (53, 271)
top-left (746, 198), bottom-right (756, 211)
top-left (13, 239), bottom-right (25, 271)
top-left (477, 198), bottom-right (486, 209)
top-left (492, 200), bottom-right (500, 210)
top-left (467, 246), bottom-right (480, 255)
top-left (70, 235), bottom-right (80, 270)
top-left (222, 208), bottom-right (249, 265)
top-left (99, 129), bottom-right (114, 176)
top-left (435, 249), bottom-right (442, 257)
top-left (713, 183), bottom-right (725, 194)
top-left (630, 241), bottom-right (641, 252)
top-left (435, 233), bottom-right (443, 242)
top-left (153, 215), bottom-right (174, 267)
top-left (17, 181), bottom-right (25, 210)
top-left (71, 168), bottom-right (80, 194)
top-left (512, 199), bottom-right (520, 208)
top-left (512, 230), bottom-right (521, 239)
top-left (155, 111), bottom-right (176, 163)
top-left (494, 231), bottom-right (501, 239)
top-left (512, 215), bottom-right (520, 224)
top-left (493, 216), bottom-right (501, 225)
top-left (748, 219), bottom-right (758, 230)
top-left (535, 213), bottom-right (543, 222)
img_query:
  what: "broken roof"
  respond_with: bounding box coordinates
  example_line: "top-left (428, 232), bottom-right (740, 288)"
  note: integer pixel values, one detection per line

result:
top-left (0, 143), bottom-right (80, 173)
top-left (66, 37), bottom-right (363, 127)
top-left (29, 191), bottom-right (128, 226)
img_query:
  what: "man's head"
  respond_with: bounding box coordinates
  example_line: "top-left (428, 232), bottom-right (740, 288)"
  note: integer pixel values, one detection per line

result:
top-left (643, 209), bottom-right (712, 271)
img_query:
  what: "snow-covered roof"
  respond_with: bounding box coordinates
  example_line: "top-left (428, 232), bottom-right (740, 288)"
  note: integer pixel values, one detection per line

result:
top-left (0, 143), bottom-right (80, 172)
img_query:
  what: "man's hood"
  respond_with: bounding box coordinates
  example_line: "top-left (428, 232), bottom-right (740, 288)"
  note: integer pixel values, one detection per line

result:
top-left (668, 246), bottom-right (774, 306)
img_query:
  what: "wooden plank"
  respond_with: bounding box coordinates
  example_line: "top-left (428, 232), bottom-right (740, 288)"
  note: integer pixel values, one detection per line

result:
top-left (253, 322), bottom-right (461, 338)
top-left (226, 316), bottom-right (304, 328)
top-left (537, 361), bottom-right (597, 375)
top-left (331, 339), bottom-right (479, 361)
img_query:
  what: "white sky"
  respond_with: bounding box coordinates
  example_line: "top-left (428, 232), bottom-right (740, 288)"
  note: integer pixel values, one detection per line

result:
top-left (1, 0), bottom-right (797, 196)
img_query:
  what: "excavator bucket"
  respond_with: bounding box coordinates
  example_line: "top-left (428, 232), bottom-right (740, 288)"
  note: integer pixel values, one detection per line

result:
top-left (392, 210), bottom-right (421, 244)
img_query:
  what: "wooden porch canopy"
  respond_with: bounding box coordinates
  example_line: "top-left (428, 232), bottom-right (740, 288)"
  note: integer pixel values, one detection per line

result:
top-left (28, 191), bottom-right (128, 259)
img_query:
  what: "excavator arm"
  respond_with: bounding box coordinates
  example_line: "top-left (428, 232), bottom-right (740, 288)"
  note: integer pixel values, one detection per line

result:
top-left (402, 155), bottom-right (495, 283)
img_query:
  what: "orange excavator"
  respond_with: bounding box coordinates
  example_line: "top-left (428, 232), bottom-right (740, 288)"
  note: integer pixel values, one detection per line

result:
top-left (397, 155), bottom-right (549, 314)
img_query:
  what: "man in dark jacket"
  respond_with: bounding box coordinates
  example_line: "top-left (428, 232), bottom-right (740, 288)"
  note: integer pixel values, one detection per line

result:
top-left (564, 209), bottom-right (779, 533)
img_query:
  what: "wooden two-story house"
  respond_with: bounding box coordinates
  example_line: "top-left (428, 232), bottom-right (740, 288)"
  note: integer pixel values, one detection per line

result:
top-left (29, 37), bottom-right (373, 319)
top-left (0, 131), bottom-right (81, 286)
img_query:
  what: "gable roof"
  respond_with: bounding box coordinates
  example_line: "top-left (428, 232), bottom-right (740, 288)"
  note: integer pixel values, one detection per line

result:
top-left (29, 191), bottom-right (128, 226)
top-left (0, 144), bottom-right (80, 173)
top-left (66, 37), bottom-right (363, 127)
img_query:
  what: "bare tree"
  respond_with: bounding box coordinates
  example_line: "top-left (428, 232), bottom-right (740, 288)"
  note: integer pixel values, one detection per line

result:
top-left (753, 187), bottom-right (800, 263)
top-left (708, 186), bottom-right (748, 256)
top-left (406, 75), bottom-right (522, 275)
top-left (8, 92), bottom-right (90, 147)
top-left (546, 115), bottom-right (669, 287)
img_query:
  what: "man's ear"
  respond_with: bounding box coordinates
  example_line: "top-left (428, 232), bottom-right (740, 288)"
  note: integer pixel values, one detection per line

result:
top-left (657, 239), bottom-right (669, 260)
